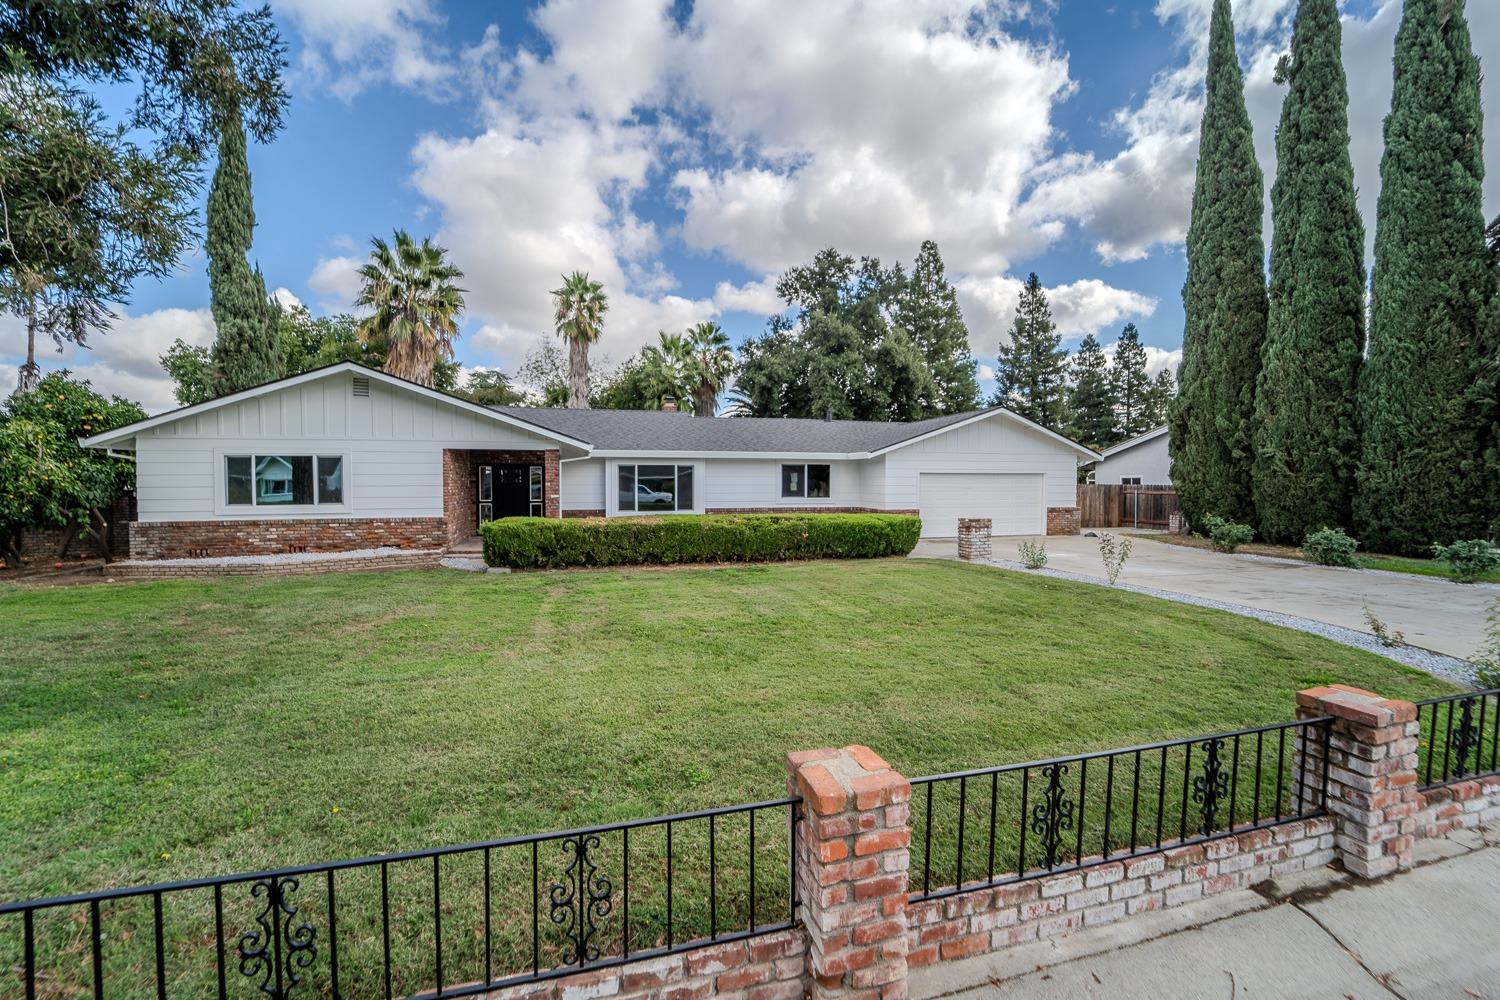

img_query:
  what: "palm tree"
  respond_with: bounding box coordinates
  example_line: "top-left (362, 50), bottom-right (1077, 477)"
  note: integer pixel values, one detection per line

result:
top-left (355, 231), bottom-right (466, 387)
top-left (681, 321), bottom-right (735, 417)
top-left (642, 332), bottom-right (693, 410)
top-left (551, 271), bottom-right (608, 408)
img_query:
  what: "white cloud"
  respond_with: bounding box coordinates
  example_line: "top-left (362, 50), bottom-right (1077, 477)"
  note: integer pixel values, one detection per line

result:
top-left (276, 0), bottom-right (455, 100)
top-left (307, 256), bottom-right (364, 312)
top-left (0, 307), bottom-right (216, 413)
top-left (712, 277), bottom-right (783, 317)
top-left (271, 287), bottom-right (304, 311)
top-left (956, 275), bottom-right (1158, 350)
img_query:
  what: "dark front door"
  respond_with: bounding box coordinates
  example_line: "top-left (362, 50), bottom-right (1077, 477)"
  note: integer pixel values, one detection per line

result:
top-left (476, 463), bottom-right (544, 528)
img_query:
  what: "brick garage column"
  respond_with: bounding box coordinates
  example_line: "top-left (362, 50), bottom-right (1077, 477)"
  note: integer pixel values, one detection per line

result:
top-left (1296, 684), bottom-right (1419, 879)
top-left (786, 746), bottom-right (912, 1000)
top-left (1045, 507), bottom-right (1080, 535)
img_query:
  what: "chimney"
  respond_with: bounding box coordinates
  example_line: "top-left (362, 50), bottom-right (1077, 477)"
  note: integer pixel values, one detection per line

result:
top-left (824, 404), bottom-right (834, 422)
top-left (662, 396), bottom-right (678, 413)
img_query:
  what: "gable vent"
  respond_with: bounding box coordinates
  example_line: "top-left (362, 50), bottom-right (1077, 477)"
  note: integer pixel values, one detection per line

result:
top-left (352, 375), bottom-right (370, 397)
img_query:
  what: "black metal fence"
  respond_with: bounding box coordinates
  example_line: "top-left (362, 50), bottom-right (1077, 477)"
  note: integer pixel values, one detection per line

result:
top-left (907, 717), bottom-right (1332, 902)
top-left (1417, 688), bottom-right (1500, 790)
top-left (0, 798), bottom-right (799, 1000)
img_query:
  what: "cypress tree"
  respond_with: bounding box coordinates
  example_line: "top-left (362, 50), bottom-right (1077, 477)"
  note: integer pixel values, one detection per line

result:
top-left (1111, 324), bottom-right (1153, 438)
top-left (1252, 0), bottom-right (1366, 543)
top-left (1066, 333), bottom-right (1118, 448)
top-left (1170, 0), bottom-right (1268, 528)
top-left (1357, 0), bottom-right (1490, 554)
top-left (208, 103), bottom-right (281, 394)
top-left (992, 273), bottom-right (1068, 430)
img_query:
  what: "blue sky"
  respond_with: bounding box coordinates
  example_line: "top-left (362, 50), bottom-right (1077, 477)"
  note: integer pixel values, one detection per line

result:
top-left (5, 0), bottom-right (1497, 412)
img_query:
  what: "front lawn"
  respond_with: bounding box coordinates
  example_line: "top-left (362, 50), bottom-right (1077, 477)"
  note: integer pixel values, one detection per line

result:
top-left (0, 559), bottom-right (1453, 994)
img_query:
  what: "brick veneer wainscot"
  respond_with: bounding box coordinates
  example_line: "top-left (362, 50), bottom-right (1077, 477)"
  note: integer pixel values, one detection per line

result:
top-left (128, 517), bottom-right (448, 559)
top-left (1045, 506), bottom-right (1081, 535)
top-left (441, 448), bottom-right (560, 544)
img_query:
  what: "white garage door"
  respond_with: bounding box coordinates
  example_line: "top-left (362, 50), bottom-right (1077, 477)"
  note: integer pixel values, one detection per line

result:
top-left (918, 472), bottom-right (1044, 538)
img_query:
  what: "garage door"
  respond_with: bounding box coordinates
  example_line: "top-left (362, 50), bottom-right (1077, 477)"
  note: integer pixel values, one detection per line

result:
top-left (917, 472), bottom-right (1044, 538)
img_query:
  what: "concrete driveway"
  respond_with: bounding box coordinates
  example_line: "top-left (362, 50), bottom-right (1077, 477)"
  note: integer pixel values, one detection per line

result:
top-left (913, 533), bottom-right (1493, 660)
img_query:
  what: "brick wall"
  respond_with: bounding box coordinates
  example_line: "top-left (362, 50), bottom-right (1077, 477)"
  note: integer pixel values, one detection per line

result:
top-left (14, 490), bottom-right (135, 562)
top-left (128, 517), bottom-right (448, 559)
top-left (113, 550), bottom-right (444, 579)
top-left (1414, 776), bottom-right (1500, 838)
top-left (1045, 506), bottom-right (1081, 535)
top-left (905, 819), bottom-right (1333, 968)
top-left (442, 449), bottom-right (561, 545)
top-left (956, 518), bottom-right (992, 561)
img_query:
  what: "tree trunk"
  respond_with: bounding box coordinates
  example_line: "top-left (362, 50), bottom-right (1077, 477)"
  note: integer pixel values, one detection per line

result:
top-left (84, 507), bottom-right (113, 564)
top-left (3, 525), bottom-right (21, 570)
top-left (694, 383), bottom-right (717, 417)
top-left (15, 298), bottom-right (40, 395)
top-left (56, 520), bottom-right (80, 559)
top-left (567, 336), bottom-right (590, 409)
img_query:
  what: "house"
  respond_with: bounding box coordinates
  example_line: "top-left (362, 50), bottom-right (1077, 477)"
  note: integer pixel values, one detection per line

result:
top-left (1091, 425), bottom-right (1171, 486)
top-left (80, 363), bottom-right (1099, 560)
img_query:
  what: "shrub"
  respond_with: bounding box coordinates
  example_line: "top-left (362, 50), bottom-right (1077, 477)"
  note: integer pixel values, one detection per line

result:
top-left (1098, 532), bottom-right (1131, 585)
top-left (1017, 538), bottom-right (1047, 569)
top-left (1474, 601), bottom-right (1500, 690)
top-left (1432, 539), bottom-right (1500, 584)
top-left (1361, 605), bottom-right (1406, 648)
top-left (1303, 526), bottom-right (1359, 568)
top-left (1203, 514), bottom-right (1254, 553)
top-left (480, 513), bottom-right (922, 569)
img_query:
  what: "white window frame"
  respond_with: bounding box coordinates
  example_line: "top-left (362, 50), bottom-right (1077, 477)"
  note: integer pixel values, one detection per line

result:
top-left (216, 449), bottom-right (352, 515)
top-left (608, 460), bottom-right (702, 516)
top-left (1120, 476), bottom-right (1143, 486)
top-left (781, 463), bottom-right (832, 499)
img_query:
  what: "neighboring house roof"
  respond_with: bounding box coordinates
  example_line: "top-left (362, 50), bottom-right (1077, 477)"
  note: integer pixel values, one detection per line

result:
top-left (79, 361), bottom-right (1101, 460)
top-left (1097, 425), bottom-right (1169, 460)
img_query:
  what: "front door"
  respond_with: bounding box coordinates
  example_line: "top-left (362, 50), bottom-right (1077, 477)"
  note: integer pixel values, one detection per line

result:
top-left (476, 463), bottom-right (545, 528)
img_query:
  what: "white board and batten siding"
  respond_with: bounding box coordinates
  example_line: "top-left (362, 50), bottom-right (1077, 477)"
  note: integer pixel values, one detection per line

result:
top-left (882, 414), bottom-right (1076, 538)
top-left (134, 371), bottom-right (556, 522)
top-left (559, 458), bottom-right (878, 516)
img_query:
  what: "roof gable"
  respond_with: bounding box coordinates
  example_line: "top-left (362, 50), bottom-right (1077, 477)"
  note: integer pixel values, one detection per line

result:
top-left (1099, 425), bottom-right (1169, 459)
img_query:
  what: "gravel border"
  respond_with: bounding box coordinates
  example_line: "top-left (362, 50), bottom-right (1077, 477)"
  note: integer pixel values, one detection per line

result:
top-left (981, 557), bottom-right (1478, 686)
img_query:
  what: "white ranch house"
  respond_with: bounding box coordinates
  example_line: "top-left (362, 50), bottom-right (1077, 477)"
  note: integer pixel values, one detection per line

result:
top-left (1091, 425), bottom-right (1172, 486)
top-left (80, 363), bottom-right (1098, 560)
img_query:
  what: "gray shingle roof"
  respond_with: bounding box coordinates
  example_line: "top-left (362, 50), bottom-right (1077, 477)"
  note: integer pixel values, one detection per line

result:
top-left (489, 406), bottom-right (992, 454)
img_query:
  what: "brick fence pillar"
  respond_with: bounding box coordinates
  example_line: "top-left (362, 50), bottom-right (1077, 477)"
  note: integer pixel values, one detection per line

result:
top-left (786, 746), bottom-right (912, 1000)
top-left (956, 519), bottom-right (992, 561)
top-left (1296, 684), bottom-right (1419, 879)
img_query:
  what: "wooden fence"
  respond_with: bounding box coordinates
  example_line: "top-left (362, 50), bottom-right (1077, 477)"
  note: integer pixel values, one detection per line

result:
top-left (1077, 484), bottom-right (1178, 529)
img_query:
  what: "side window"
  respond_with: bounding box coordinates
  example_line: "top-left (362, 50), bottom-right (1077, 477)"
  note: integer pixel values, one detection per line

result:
top-left (781, 464), bottom-right (804, 497)
top-left (807, 464), bottom-right (831, 498)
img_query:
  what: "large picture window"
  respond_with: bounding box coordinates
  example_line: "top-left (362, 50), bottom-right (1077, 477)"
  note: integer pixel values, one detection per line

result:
top-left (617, 464), bottom-right (695, 513)
top-left (781, 463), bottom-right (831, 499)
top-left (226, 454), bottom-right (345, 507)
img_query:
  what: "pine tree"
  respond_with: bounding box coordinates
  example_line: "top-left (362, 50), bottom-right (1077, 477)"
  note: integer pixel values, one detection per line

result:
top-left (1111, 324), bottom-right (1154, 438)
top-left (1142, 368), bottom-right (1176, 429)
top-left (1251, 0), bottom-right (1367, 543)
top-left (1170, 0), bottom-right (1268, 529)
top-left (1356, 0), bottom-right (1491, 554)
top-left (207, 103), bottom-right (280, 394)
top-left (1066, 334), bottom-right (1118, 448)
top-left (891, 240), bottom-right (980, 414)
top-left (992, 273), bottom-right (1068, 430)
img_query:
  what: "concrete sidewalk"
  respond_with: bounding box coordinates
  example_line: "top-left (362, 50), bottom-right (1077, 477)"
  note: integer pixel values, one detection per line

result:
top-left (912, 533), bottom-right (1492, 660)
top-left (916, 829), bottom-right (1500, 999)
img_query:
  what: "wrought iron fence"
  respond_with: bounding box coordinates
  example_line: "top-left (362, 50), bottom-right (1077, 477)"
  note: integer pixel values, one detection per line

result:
top-left (0, 798), bottom-right (799, 1000)
top-left (1417, 688), bottom-right (1500, 789)
top-left (907, 717), bottom-right (1332, 902)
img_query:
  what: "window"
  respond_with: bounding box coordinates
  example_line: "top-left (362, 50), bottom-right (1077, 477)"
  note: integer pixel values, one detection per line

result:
top-left (1121, 476), bottom-right (1142, 486)
top-left (225, 454), bottom-right (345, 507)
top-left (781, 463), bottom-right (831, 499)
top-left (616, 464), bottom-right (695, 513)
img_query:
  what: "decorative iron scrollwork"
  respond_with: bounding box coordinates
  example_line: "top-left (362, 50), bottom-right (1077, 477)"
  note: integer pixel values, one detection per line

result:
top-left (551, 835), bottom-right (612, 965)
top-left (1029, 763), bottom-right (1075, 870)
top-left (1192, 737), bottom-right (1230, 835)
top-left (238, 876), bottom-right (316, 999)
top-left (1451, 697), bottom-right (1481, 779)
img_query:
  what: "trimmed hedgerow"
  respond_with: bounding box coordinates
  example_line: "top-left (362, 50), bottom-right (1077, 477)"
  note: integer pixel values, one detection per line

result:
top-left (481, 513), bottom-right (923, 569)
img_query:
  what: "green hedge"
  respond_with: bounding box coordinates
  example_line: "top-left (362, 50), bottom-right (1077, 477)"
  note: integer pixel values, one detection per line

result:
top-left (480, 513), bottom-right (922, 569)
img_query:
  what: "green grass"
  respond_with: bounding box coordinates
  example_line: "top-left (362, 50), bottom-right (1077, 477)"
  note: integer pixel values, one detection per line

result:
top-left (1357, 553), bottom-right (1500, 583)
top-left (0, 559), bottom-right (1455, 996)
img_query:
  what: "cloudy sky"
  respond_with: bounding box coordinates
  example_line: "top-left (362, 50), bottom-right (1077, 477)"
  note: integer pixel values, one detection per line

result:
top-left (4, 0), bottom-right (1497, 412)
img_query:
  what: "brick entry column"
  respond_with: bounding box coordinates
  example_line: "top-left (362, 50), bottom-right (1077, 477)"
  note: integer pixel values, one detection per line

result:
top-left (1296, 684), bottom-right (1420, 879)
top-left (786, 747), bottom-right (912, 1000)
top-left (956, 519), bottom-right (992, 561)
